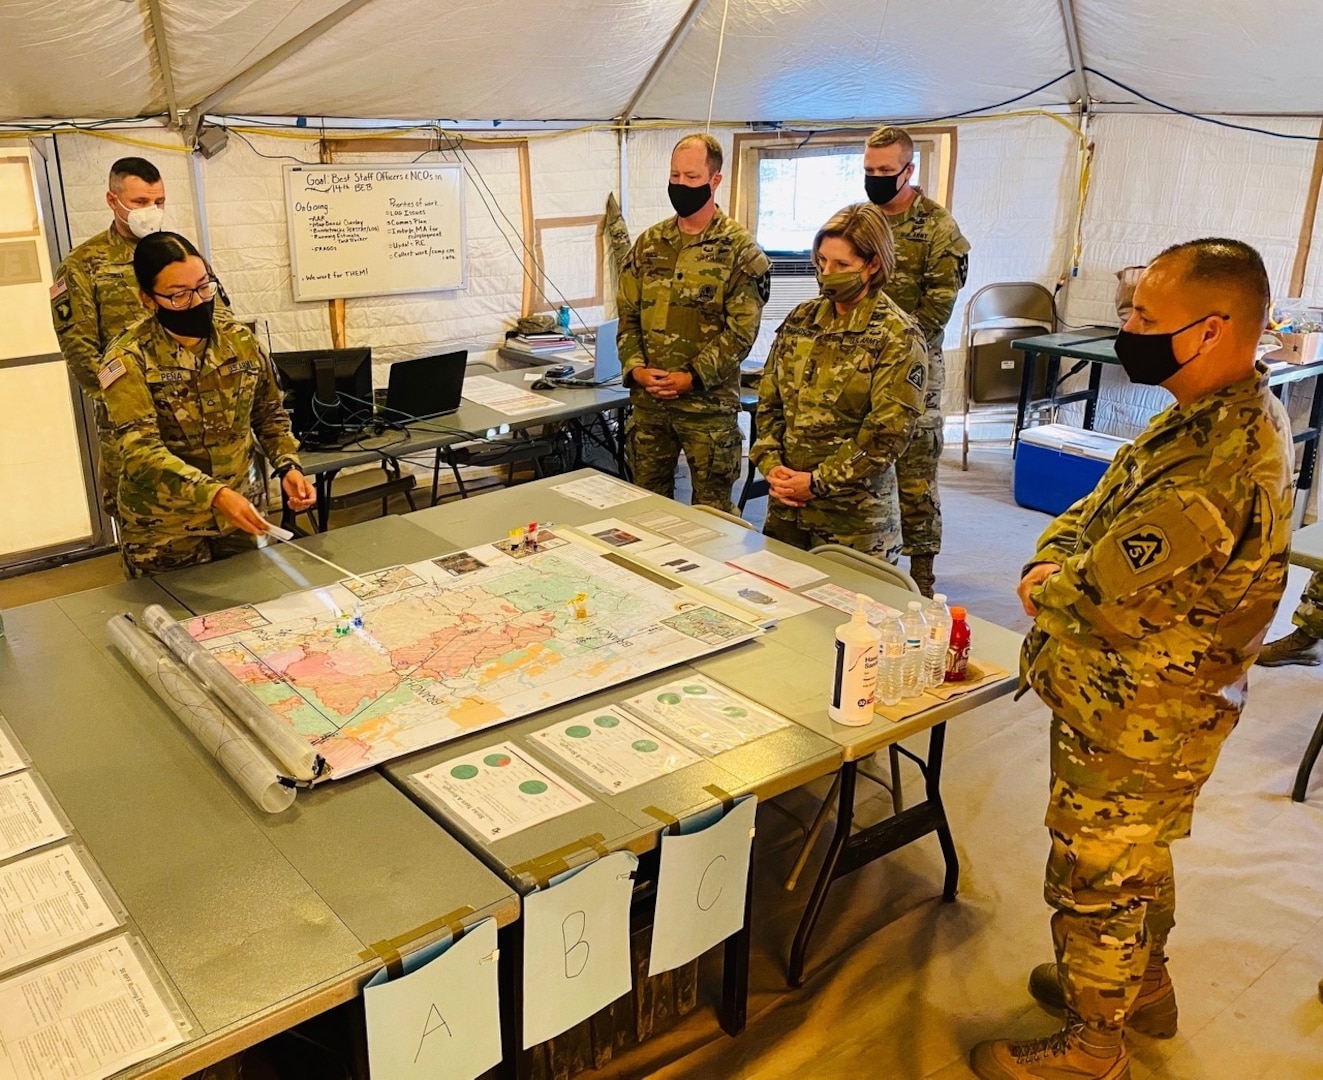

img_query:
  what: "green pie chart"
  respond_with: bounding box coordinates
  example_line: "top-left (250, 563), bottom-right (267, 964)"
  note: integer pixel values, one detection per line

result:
top-left (519, 780), bottom-right (548, 795)
top-left (566, 725), bottom-right (592, 738)
top-left (722, 706), bottom-right (748, 718)
top-left (484, 753), bottom-right (512, 767)
top-left (657, 693), bottom-right (682, 705)
top-left (450, 764), bottom-right (479, 780)
top-left (632, 739), bottom-right (659, 753)
top-left (594, 714), bottom-right (620, 728)
top-left (683, 684), bottom-right (708, 695)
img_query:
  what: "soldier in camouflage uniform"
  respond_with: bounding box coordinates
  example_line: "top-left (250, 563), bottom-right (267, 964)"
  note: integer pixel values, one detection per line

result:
top-left (971, 240), bottom-right (1293, 1079)
top-left (51, 158), bottom-right (168, 521)
top-left (1257, 568), bottom-right (1323, 666)
top-left (98, 233), bottom-right (315, 577)
top-left (751, 203), bottom-right (926, 560)
top-left (864, 127), bottom-right (971, 595)
top-left (618, 133), bottom-right (770, 513)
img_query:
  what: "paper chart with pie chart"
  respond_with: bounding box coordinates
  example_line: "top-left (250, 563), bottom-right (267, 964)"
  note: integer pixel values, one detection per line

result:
top-left (412, 742), bottom-right (593, 841)
top-left (528, 707), bottom-right (701, 793)
top-left (620, 676), bottom-right (792, 755)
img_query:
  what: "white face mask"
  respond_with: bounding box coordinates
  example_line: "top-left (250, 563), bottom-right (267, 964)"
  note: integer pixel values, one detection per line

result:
top-left (114, 196), bottom-right (164, 239)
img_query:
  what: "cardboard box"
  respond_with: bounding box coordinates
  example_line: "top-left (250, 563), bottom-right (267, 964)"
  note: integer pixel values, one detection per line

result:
top-left (1265, 331), bottom-right (1323, 365)
top-left (1014, 424), bottom-right (1130, 516)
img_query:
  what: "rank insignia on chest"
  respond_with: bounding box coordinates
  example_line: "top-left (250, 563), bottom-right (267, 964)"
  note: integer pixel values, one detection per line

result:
top-left (698, 284), bottom-right (716, 302)
top-left (1120, 528), bottom-right (1168, 571)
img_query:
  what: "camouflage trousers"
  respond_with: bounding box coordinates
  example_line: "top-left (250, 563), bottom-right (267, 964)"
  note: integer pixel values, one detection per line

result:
top-left (92, 399), bottom-right (121, 521)
top-left (626, 407), bottom-right (741, 514)
top-left (1293, 568), bottom-right (1323, 638)
top-left (762, 469), bottom-right (902, 563)
top-left (1041, 711), bottom-right (1230, 1030)
top-left (119, 523), bottom-right (260, 579)
top-left (896, 402), bottom-right (943, 558)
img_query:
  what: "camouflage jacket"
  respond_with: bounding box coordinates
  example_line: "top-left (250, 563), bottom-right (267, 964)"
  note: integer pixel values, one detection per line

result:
top-left (99, 315), bottom-right (301, 519)
top-left (882, 191), bottom-right (970, 365)
top-left (751, 290), bottom-right (926, 496)
top-left (51, 224), bottom-right (147, 396)
top-left (617, 208), bottom-right (770, 414)
top-left (1021, 363), bottom-right (1294, 761)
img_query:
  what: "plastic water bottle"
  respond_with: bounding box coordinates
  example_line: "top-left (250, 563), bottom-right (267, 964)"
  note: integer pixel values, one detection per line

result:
top-left (557, 305), bottom-right (571, 334)
top-left (923, 593), bottom-right (952, 689)
top-left (900, 601), bottom-right (928, 699)
top-left (876, 615), bottom-right (906, 706)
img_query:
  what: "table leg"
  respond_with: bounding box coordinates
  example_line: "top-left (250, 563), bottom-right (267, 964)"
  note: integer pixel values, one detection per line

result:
top-left (1294, 377), bottom-right (1323, 529)
top-left (316, 471), bottom-right (337, 532)
top-left (1013, 352), bottom-right (1037, 456)
top-left (1083, 361), bottom-right (1103, 431)
top-left (926, 723), bottom-right (959, 902)
top-left (788, 762), bottom-right (857, 988)
top-left (1293, 711), bottom-right (1323, 803)
top-left (498, 920), bottom-right (523, 1080)
top-left (720, 842), bottom-right (755, 1036)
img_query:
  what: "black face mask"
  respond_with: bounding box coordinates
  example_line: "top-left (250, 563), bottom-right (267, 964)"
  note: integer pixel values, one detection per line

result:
top-left (668, 181), bottom-right (712, 218)
top-left (156, 299), bottom-right (215, 340)
top-left (1113, 313), bottom-right (1222, 386)
top-left (864, 170), bottom-right (907, 207)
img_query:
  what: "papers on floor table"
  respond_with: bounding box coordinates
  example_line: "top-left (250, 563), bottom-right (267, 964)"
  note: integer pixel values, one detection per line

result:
top-left (550, 474), bottom-right (647, 509)
top-left (0, 773), bottom-right (67, 862)
top-left (0, 935), bottom-right (188, 1080)
top-left (529, 706), bottom-right (700, 793)
top-left (578, 518), bottom-right (667, 550)
top-left (461, 374), bottom-right (556, 416)
top-left (702, 571), bottom-right (820, 624)
top-left (632, 542), bottom-right (737, 585)
top-left (0, 723), bottom-right (26, 777)
top-left (0, 846), bottom-right (122, 976)
top-left (628, 510), bottom-right (721, 546)
top-left (412, 742), bottom-right (593, 842)
top-left (803, 582), bottom-right (902, 625)
top-left (620, 676), bottom-right (791, 756)
top-left (727, 549), bottom-right (828, 590)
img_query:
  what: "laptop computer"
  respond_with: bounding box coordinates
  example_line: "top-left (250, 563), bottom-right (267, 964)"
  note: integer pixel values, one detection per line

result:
top-left (382, 350), bottom-right (468, 422)
top-left (584, 319), bottom-right (621, 384)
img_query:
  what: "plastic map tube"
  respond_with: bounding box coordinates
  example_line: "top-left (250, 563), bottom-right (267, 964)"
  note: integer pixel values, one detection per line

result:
top-left (140, 604), bottom-right (325, 782)
top-left (108, 616), bottom-right (296, 814)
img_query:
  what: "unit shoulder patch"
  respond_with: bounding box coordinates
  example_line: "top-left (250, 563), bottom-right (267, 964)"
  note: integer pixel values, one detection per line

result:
top-left (1119, 527), bottom-right (1169, 572)
top-left (906, 361), bottom-right (927, 391)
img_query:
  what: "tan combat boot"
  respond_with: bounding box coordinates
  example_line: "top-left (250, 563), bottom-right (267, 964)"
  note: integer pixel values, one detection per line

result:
top-left (970, 1021), bottom-right (1130, 1079)
top-left (1256, 628), bottom-right (1323, 667)
top-left (910, 554), bottom-right (936, 598)
top-left (1027, 952), bottom-right (1178, 1039)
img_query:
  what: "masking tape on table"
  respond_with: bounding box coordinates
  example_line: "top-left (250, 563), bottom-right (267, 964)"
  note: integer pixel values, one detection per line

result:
top-left (704, 784), bottom-right (736, 812)
top-left (359, 903), bottom-right (477, 977)
top-left (643, 805), bottom-right (682, 834)
top-left (509, 833), bottom-right (610, 889)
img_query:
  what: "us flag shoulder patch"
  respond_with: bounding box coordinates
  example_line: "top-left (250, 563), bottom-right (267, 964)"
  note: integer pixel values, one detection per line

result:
top-left (49, 278), bottom-right (67, 301)
top-left (98, 357), bottom-right (127, 389)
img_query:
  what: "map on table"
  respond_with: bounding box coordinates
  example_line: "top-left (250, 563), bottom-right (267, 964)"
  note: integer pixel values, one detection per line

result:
top-left (183, 536), bottom-right (761, 778)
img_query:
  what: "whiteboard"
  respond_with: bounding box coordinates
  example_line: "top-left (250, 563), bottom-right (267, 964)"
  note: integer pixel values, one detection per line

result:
top-left (283, 163), bottom-right (466, 302)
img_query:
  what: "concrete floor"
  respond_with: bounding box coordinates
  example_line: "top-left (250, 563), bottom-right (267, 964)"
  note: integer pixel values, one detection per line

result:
top-left (7, 447), bottom-right (1323, 1079)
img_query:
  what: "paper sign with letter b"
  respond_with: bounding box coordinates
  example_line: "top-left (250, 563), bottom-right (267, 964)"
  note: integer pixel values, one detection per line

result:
top-left (522, 849), bottom-right (637, 1048)
top-left (364, 918), bottom-right (501, 1080)
top-left (648, 795), bottom-right (757, 976)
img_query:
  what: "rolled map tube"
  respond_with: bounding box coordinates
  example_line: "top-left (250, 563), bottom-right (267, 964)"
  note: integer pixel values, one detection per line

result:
top-left (140, 604), bottom-right (324, 782)
top-left (108, 616), bottom-right (296, 814)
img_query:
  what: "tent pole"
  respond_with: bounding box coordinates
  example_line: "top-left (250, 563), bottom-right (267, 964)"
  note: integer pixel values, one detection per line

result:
top-left (619, 0), bottom-right (712, 122)
top-left (618, 124), bottom-right (630, 221)
top-left (1055, 0), bottom-right (1089, 110)
top-left (144, 0), bottom-right (180, 126)
top-left (188, 152), bottom-right (213, 263)
top-left (182, 0), bottom-right (379, 138)
top-left (1290, 118), bottom-right (1323, 297)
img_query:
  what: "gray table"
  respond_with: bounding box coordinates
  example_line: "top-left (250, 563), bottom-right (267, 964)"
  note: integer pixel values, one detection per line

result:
top-left (403, 470), bottom-right (1024, 987)
top-left (0, 551), bottom-right (518, 1076)
top-left (293, 368), bottom-right (631, 530)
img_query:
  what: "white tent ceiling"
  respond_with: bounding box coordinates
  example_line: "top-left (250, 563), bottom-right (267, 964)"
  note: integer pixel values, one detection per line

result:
top-left (2, 0), bottom-right (1323, 125)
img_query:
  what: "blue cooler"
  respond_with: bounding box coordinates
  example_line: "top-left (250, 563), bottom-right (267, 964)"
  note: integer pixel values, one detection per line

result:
top-left (1014, 424), bottom-right (1129, 515)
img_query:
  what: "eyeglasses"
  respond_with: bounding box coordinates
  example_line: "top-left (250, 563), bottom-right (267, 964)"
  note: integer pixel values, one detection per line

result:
top-left (152, 278), bottom-right (219, 310)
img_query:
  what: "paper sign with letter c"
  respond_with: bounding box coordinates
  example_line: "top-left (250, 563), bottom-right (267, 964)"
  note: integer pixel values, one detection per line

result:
top-left (648, 795), bottom-right (757, 976)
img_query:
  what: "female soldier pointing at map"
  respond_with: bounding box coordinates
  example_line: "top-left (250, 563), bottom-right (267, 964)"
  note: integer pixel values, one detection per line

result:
top-left (97, 231), bottom-right (316, 576)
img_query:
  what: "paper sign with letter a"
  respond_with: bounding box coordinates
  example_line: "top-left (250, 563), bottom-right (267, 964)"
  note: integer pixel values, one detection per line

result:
top-left (648, 795), bottom-right (757, 976)
top-left (522, 849), bottom-right (637, 1048)
top-left (364, 918), bottom-right (501, 1080)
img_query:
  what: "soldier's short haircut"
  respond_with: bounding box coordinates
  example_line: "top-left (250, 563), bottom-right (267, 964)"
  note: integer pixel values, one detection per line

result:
top-left (109, 157), bottom-right (162, 192)
top-left (133, 231), bottom-right (202, 294)
top-left (1152, 237), bottom-right (1271, 329)
top-left (813, 203), bottom-right (897, 288)
top-left (864, 126), bottom-right (914, 164)
top-left (673, 133), bottom-right (723, 176)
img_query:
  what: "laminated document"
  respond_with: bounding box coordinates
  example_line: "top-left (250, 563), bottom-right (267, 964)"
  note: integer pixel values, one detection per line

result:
top-left (0, 720), bottom-right (27, 778)
top-left (620, 676), bottom-right (791, 756)
top-left (0, 845), bottom-right (122, 976)
top-left (0, 772), bottom-right (67, 862)
top-left (529, 706), bottom-right (700, 793)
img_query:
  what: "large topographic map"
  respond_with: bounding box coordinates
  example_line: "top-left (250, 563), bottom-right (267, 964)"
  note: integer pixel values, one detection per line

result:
top-left (184, 535), bottom-right (760, 777)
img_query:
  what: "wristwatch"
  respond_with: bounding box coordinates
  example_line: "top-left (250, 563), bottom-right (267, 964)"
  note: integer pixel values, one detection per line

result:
top-left (273, 462), bottom-right (298, 479)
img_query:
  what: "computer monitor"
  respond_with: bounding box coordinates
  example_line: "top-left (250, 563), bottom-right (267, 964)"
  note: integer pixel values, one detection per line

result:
top-left (383, 350), bottom-right (468, 422)
top-left (271, 347), bottom-right (373, 447)
top-left (588, 319), bottom-right (621, 383)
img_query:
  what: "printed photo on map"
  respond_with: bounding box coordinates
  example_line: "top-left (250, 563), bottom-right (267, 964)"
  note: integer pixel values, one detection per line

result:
top-left (593, 528), bottom-right (644, 548)
top-left (434, 552), bottom-right (488, 577)
top-left (341, 566), bottom-right (427, 599)
top-left (660, 606), bottom-right (754, 646)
